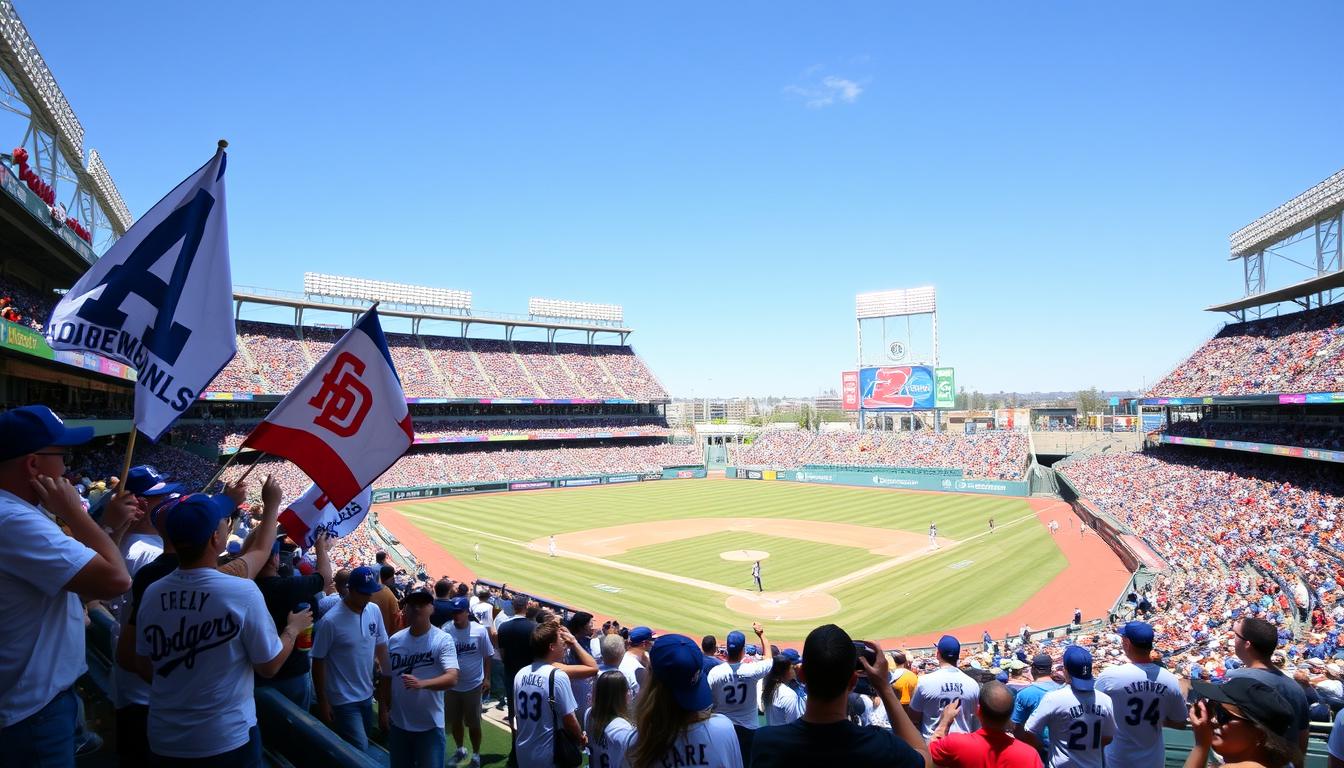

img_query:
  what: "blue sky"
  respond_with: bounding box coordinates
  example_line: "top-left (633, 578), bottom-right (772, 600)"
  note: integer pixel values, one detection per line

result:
top-left (18, 1), bottom-right (1344, 397)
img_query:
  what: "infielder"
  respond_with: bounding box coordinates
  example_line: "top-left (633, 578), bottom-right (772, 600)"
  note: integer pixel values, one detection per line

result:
top-left (752, 560), bottom-right (763, 592)
top-left (549, 535), bottom-right (556, 558)
top-left (928, 522), bottom-right (939, 549)
top-left (1024, 645), bottom-right (1116, 768)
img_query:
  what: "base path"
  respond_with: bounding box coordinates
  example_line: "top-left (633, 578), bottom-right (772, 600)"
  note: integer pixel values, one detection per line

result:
top-left (537, 517), bottom-right (941, 557)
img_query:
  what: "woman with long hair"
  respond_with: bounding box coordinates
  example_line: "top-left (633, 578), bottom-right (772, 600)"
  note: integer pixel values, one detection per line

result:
top-left (587, 671), bottom-right (635, 768)
top-left (761, 655), bottom-right (804, 726)
top-left (629, 635), bottom-right (742, 768)
top-left (1185, 678), bottom-right (1302, 768)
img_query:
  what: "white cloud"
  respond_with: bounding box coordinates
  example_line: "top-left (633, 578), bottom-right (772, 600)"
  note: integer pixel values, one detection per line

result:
top-left (784, 70), bottom-right (865, 108)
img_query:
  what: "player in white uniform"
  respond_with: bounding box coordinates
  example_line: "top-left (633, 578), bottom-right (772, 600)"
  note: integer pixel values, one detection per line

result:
top-left (513, 622), bottom-right (586, 768)
top-left (929, 522), bottom-right (939, 549)
top-left (1094, 621), bottom-right (1187, 768)
top-left (707, 623), bottom-right (773, 729)
top-left (1025, 645), bottom-right (1116, 768)
top-left (909, 635), bottom-right (980, 736)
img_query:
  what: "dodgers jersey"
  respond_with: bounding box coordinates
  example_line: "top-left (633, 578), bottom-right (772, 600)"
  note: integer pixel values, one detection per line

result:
top-left (707, 658), bottom-right (773, 728)
top-left (1094, 662), bottom-right (1186, 768)
top-left (910, 665), bottom-right (980, 736)
top-left (1024, 686), bottom-right (1115, 768)
top-left (387, 625), bottom-right (458, 732)
top-left (513, 662), bottom-right (577, 768)
top-left (631, 712), bottom-right (743, 768)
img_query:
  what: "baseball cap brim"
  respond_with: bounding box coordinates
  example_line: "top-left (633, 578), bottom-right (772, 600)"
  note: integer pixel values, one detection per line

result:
top-left (352, 579), bottom-right (383, 595)
top-left (1070, 676), bottom-right (1095, 691)
top-left (1188, 680), bottom-right (1231, 703)
top-left (51, 425), bottom-right (94, 446)
top-left (140, 481), bottom-right (185, 497)
top-left (669, 670), bottom-right (712, 712)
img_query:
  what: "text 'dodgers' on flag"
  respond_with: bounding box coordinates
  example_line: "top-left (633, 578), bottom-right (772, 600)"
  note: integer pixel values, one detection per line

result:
top-left (279, 483), bottom-right (373, 549)
top-left (241, 307), bottom-right (413, 509)
top-left (45, 149), bottom-right (234, 441)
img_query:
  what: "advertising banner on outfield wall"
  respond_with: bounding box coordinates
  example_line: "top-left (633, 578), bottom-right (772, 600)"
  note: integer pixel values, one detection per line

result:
top-left (559, 477), bottom-right (603, 487)
top-left (510, 480), bottom-right (553, 491)
top-left (728, 465), bottom-right (1026, 497)
top-left (841, 371), bottom-right (859, 411)
top-left (607, 475), bottom-right (640, 484)
top-left (858, 366), bottom-right (937, 411)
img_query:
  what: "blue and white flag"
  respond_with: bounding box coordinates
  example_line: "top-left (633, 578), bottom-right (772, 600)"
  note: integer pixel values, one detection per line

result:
top-left (46, 148), bottom-right (234, 440)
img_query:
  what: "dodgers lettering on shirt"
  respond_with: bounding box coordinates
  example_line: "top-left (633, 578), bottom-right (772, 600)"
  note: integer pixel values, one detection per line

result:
top-left (1095, 662), bottom-right (1186, 768)
top-left (910, 666), bottom-right (981, 736)
top-left (1024, 687), bottom-right (1115, 768)
top-left (708, 659), bottom-right (773, 729)
top-left (514, 663), bottom-right (577, 768)
top-left (388, 625), bottom-right (458, 732)
top-left (136, 568), bottom-right (281, 759)
top-left (447, 621), bottom-right (494, 691)
top-left (631, 713), bottom-right (743, 768)
top-left (311, 601), bottom-right (387, 706)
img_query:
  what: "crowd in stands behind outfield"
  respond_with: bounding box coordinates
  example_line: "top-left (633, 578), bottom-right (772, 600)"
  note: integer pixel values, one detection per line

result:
top-left (732, 430), bottom-right (1030, 481)
top-left (1147, 304), bottom-right (1344, 398)
top-left (1165, 418), bottom-right (1344, 451)
top-left (0, 275), bottom-right (57, 331)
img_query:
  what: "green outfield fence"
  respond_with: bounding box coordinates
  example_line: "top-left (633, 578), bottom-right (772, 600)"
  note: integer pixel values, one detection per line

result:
top-left (724, 464), bottom-right (1031, 497)
top-left (371, 465), bottom-right (707, 503)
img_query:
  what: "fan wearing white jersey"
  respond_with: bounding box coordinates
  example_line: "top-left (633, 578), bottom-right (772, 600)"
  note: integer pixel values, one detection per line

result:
top-left (513, 621), bottom-right (587, 768)
top-left (708, 622), bottom-right (773, 729)
top-left (1024, 645), bottom-right (1116, 768)
top-left (909, 635), bottom-right (980, 736)
top-left (1094, 621), bottom-right (1187, 768)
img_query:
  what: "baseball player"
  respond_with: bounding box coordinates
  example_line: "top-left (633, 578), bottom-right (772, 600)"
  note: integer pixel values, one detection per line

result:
top-left (909, 635), bottom-right (979, 736)
top-left (549, 535), bottom-right (557, 558)
top-left (928, 522), bottom-right (939, 549)
top-left (752, 560), bottom-right (763, 592)
top-left (1094, 621), bottom-right (1187, 768)
top-left (707, 623), bottom-right (772, 728)
top-left (474, 542), bottom-right (480, 562)
top-left (1024, 645), bottom-right (1115, 768)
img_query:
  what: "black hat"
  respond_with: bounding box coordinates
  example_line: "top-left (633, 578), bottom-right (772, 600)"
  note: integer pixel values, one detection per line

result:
top-left (402, 588), bottom-right (433, 605)
top-left (1190, 678), bottom-right (1294, 738)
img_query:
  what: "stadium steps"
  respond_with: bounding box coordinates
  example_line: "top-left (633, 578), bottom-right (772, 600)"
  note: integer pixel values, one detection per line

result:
top-left (590, 351), bottom-right (629, 398)
top-left (507, 341), bottom-right (549, 397)
top-left (463, 339), bottom-right (503, 397)
top-left (415, 335), bottom-right (456, 397)
top-left (552, 350), bottom-right (594, 397)
top-left (293, 325), bottom-right (317, 367)
top-left (231, 330), bottom-right (266, 391)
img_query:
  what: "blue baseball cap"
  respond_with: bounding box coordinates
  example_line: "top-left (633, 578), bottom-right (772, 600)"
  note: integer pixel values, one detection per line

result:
top-left (781, 648), bottom-right (802, 664)
top-left (726, 631), bottom-right (747, 651)
top-left (348, 566), bottom-right (384, 595)
top-left (1120, 621), bottom-right (1155, 648)
top-left (650, 635), bottom-right (712, 712)
top-left (629, 626), bottom-right (655, 645)
top-left (746, 644), bottom-right (759, 656)
top-left (163, 493), bottom-right (236, 548)
top-left (125, 465), bottom-right (184, 497)
top-left (446, 596), bottom-right (469, 612)
top-left (0, 405), bottom-right (94, 462)
top-left (937, 635), bottom-right (961, 661)
top-left (1063, 645), bottom-right (1095, 690)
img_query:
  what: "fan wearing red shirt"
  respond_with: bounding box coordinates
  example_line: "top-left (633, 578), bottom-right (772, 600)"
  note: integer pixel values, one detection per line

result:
top-left (930, 681), bottom-right (1042, 768)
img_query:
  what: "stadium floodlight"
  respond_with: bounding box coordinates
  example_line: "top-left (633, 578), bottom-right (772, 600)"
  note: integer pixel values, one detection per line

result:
top-left (86, 150), bottom-right (132, 234)
top-left (528, 298), bottom-right (624, 323)
top-left (1230, 167), bottom-right (1344, 257)
top-left (303, 272), bottom-right (472, 311)
top-left (855, 287), bottom-right (937, 320)
top-left (0, 1), bottom-right (85, 166)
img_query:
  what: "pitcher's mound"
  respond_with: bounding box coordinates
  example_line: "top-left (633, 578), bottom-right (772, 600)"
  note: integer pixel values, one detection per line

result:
top-left (726, 591), bottom-right (840, 621)
top-left (720, 550), bottom-right (770, 562)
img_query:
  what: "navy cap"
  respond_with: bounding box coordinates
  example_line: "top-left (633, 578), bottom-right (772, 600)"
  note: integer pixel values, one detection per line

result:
top-left (937, 635), bottom-right (961, 661)
top-left (0, 405), bottom-right (94, 462)
top-left (125, 465), bottom-right (184, 497)
top-left (1120, 621), bottom-right (1155, 647)
top-left (726, 631), bottom-right (746, 651)
top-left (781, 648), bottom-right (802, 664)
top-left (1031, 653), bottom-right (1053, 673)
top-left (348, 566), bottom-right (384, 595)
top-left (447, 597), bottom-right (470, 613)
top-left (163, 494), bottom-right (236, 548)
top-left (746, 644), bottom-right (759, 656)
top-left (402, 588), bottom-right (433, 605)
top-left (650, 635), bottom-right (712, 712)
top-left (629, 626), bottom-right (655, 645)
top-left (1063, 645), bottom-right (1095, 690)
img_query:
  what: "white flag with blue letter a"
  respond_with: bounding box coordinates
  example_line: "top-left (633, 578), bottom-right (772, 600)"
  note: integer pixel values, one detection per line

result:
top-left (45, 148), bottom-right (234, 441)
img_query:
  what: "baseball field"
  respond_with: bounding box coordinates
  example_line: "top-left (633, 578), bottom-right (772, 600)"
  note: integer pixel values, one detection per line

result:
top-left (377, 478), bottom-right (1130, 645)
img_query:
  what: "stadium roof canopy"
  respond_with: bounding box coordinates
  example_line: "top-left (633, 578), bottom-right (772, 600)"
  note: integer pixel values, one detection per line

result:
top-left (1229, 168), bottom-right (1344, 259)
top-left (1205, 269), bottom-right (1344, 313)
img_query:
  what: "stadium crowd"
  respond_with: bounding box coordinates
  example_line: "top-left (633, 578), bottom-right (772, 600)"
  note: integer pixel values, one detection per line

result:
top-left (732, 430), bottom-right (1030, 481)
top-left (0, 274), bottom-right (57, 332)
top-left (1165, 419), bottom-right (1344, 452)
top-left (1147, 304), bottom-right (1344, 398)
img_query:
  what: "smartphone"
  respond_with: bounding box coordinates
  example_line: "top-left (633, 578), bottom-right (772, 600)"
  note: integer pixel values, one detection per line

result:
top-left (854, 641), bottom-right (877, 668)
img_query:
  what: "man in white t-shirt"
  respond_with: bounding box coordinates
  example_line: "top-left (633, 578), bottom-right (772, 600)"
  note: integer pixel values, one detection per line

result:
top-left (135, 493), bottom-right (311, 763)
top-left (909, 635), bottom-right (980, 736)
top-left (387, 588), bottom-right (459, 768)
top-left (0, 406), bottom-right (132, 766)
top-left (1025, 645), bottom-right (1115, 768)
top-left (446, 596), bottom-right (495, 767)
top-left (514, 622), bottom-right (588, 767)
top-left (313, 564), bottom-right (393, 752)
top-left (622, 626), bottom-right (655, 696)
top-left (1094, 621), bottom-right (1187, 768)
top-left (708, 623), bottom-right (774, 728)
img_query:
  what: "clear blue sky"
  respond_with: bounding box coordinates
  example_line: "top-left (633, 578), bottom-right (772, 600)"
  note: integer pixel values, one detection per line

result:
top-left (19, 1), bottom-right (1344, 397)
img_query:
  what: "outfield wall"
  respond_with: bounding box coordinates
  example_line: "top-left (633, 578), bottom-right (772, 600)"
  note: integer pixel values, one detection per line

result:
top-left (725, 465), bottom-right (1029, 497)
top-left (1055, 471), bottom-right (1167, 573)
top-left (371, 466), bottom-right (707, 502)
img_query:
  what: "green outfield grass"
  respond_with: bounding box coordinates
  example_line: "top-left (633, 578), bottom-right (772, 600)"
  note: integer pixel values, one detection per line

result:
top-left (611, 531), bottom-right (889, 592)
top-left (391, 480), bottom-right (1066, 642)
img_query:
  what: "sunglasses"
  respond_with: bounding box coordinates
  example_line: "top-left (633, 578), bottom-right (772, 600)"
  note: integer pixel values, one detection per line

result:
top-left (1212, 704), bottom-right (1250, 726)
top-left (34, 450), bottom-right (74, 463)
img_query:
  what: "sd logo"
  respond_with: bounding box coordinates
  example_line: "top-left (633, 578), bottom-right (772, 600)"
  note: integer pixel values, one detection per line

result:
top-left (309, 351), bottom-right (372, 437)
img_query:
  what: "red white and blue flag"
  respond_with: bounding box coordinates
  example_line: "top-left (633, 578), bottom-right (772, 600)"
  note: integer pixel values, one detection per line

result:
top-left (242, 307), bottom-right (413, 508)
top-left (279, 483), bottom-right (374, 549)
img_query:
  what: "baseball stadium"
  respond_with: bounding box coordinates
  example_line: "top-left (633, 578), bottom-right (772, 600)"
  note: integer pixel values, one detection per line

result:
top-left (2, 2), bottom-right (1344, 766)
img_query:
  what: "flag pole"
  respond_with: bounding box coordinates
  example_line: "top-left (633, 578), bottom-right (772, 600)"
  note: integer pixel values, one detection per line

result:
top-left (201, 449), bottom-right (241, 492)
top-left (112, 429), bottom-right (138, 499)
top-left (233, 452), bottom-right (268, 485)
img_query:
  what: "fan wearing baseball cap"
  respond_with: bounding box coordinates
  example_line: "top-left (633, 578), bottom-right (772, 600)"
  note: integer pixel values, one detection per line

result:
top-left (1188, 677), bottom-right (1301, 768)
top-left (707, 622), bottom-right (773, 729)
top-left (1094, 621), bottom-right (1187, 768)
top-left (629, 634), bottom-right (744, 768)
top-left (312, 564), bottom-right (394, 752)
top-left (134, 492), bottom-right (313, 763)
top-left (0, 405), bottom-right (132, 766)
top-left (911, 635), bottom-right (981, 736)
top-left (1023, 646), bottom-right (1116, 768)
top-left (386, 588), bottom-right (459, 768)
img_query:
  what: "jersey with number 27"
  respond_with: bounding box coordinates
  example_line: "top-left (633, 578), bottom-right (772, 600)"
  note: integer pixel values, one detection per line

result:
top-left (1094, 663), bottom-right (1186, 768)
top-left (1024, 687), bottom-right (1115, 768)
top-left (707, 659), bottom-right (772, 728)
